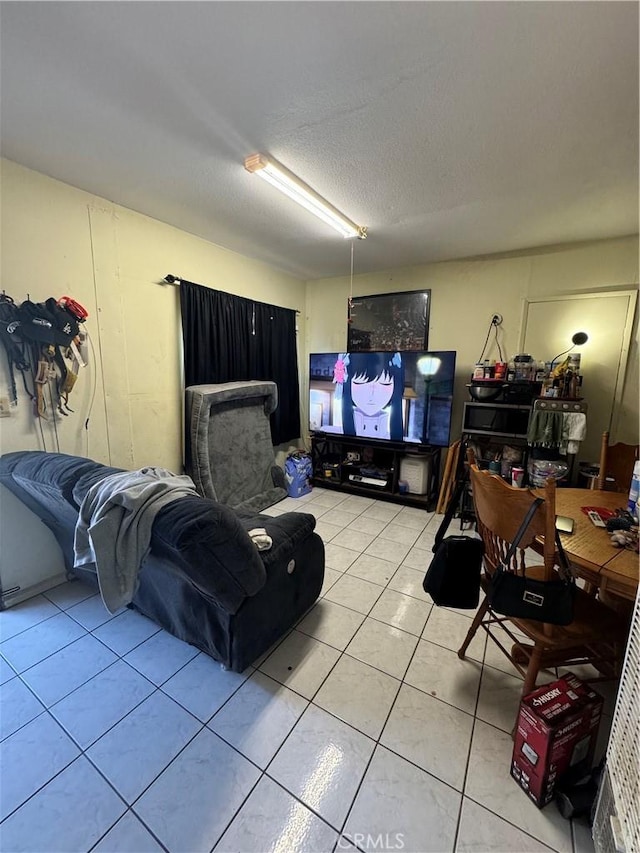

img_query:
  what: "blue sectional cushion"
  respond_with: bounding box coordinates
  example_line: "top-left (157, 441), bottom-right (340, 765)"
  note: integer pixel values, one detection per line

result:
top-left (0, 451), bottom-right (100, 507)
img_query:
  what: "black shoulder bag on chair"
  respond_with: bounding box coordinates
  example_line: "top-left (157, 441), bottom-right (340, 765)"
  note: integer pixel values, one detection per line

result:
top-left (423, 476), bottom-right (483, 608)
top-left (488, 498), bottom-right (577, 626)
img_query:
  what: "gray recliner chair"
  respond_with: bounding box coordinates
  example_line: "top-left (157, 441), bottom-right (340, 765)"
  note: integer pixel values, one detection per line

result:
top-left (185, 381), bottom-right (288, 512)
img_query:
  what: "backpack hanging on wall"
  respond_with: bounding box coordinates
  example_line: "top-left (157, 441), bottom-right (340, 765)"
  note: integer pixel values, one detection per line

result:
top-left (0, 294), bottom-right (31, 404)
top-left (17, 297), bottom-right (87, 417)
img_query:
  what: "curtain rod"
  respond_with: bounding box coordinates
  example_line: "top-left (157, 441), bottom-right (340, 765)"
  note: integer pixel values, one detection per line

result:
top-left (163, 274), bottom-right (301, 314)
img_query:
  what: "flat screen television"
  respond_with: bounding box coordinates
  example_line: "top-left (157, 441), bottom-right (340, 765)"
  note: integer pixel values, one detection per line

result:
top-left (309, 350), bottom-right (456, 447)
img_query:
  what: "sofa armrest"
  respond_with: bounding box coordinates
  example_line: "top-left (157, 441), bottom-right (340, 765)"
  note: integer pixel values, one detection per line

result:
top-left (150, 496), bottom-right (267, 614)
top-left (235, 510), bottom-right (316, 567)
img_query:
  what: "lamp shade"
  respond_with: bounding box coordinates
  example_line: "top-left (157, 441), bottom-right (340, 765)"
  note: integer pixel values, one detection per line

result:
top-left (417, 356), bottom-right (441, 378)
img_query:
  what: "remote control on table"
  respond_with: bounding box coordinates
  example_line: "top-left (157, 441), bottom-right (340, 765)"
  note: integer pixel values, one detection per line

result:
top-left (587, 510), bottom-right (606, 528)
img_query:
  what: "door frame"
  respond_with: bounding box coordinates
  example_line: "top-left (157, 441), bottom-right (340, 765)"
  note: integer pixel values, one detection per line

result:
top-left (518, 289), bottom-right (637, 437)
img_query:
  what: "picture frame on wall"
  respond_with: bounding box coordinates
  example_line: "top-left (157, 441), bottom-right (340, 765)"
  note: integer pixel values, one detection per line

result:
top-left (347, 290), bottom-right (430, 351)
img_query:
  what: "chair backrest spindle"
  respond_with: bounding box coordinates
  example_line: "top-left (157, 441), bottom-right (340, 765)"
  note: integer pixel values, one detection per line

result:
top-left (470, 465), bottom-right (557, 584)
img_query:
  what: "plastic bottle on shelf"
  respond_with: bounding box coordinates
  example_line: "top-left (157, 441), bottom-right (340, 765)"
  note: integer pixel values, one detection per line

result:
top-left (561, 369), bottom-right (573, 398)
top-left (569, 373), bottom-right (579, 399)
top-left (535, 360), bottom-right (546, 382)
top-left (507, 360), bottom-right (516, 382)
top-left (514, 354), bottom-right (534, 380)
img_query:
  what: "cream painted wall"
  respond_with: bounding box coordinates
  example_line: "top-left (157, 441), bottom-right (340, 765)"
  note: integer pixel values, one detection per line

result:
top-left (304, 237), bottom-right (639, 459)
top-left (0, 158), bottom-right (306, 471)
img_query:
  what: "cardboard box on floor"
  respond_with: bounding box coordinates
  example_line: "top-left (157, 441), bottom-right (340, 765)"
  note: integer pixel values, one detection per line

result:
top-left (511, 672), bottom-right (604, 808)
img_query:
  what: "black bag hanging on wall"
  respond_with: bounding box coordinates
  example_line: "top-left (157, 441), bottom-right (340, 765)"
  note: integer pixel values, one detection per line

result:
top-left (488, 498), bottom-right (577, 625)
top-left (423, 476), bottom-right (483, 608)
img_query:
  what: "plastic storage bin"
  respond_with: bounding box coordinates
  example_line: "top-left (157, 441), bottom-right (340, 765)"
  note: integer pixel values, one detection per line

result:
top-left (285, 452), bottom-right (313, 498)
top-left (399, 456), bottom-right (431, 495)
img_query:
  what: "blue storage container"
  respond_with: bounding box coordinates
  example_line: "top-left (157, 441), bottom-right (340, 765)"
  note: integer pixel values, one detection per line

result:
top-left (285, 451), bottom-right (313, 498)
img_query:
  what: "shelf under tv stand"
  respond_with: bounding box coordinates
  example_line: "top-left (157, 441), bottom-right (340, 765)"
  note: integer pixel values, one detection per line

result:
top-left (310, 433), bottom-right (441, 509)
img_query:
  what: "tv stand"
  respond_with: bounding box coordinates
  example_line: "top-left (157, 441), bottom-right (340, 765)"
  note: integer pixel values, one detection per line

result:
top-left (310, 433), bottom-right (440, 509)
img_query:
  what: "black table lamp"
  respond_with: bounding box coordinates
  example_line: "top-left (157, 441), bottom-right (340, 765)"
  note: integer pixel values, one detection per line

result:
top-left (550, 332), bottom-right (589, 370)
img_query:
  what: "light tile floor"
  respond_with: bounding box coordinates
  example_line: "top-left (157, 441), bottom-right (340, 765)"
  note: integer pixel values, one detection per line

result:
top-left (0, 488), bottom-right (614, 853)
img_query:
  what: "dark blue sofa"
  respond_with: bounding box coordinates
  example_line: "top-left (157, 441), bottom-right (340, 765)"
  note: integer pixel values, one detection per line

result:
top-left (0, 451), bottom-right (324, 671)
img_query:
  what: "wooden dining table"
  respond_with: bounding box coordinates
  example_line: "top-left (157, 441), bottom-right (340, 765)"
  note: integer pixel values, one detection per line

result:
top-left (539, 488), bottom-right (638, 602)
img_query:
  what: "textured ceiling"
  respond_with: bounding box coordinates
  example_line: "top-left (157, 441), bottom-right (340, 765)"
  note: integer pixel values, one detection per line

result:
top-left (1, 1), bottom-right (638, 280)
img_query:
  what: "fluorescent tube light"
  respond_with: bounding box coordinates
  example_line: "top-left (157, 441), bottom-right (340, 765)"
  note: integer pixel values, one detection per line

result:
top-left (244, 154), bottom-right (366, 239)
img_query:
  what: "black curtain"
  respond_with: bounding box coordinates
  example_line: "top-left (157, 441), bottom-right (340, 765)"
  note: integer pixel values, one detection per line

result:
top-left (179, 280), bottom-right (301, 445)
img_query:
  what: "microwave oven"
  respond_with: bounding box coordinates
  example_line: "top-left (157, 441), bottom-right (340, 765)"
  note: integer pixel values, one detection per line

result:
top-left (462, 402), bottom-right (531, 438)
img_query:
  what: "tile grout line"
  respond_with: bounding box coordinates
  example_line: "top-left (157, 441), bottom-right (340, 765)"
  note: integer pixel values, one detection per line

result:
top-left (13, 593), bottom-right (218, 701)
top-left (300, 573), bottom-right (436, 625)
top-left (263, 564), bottom-right (452, 851)
top-left (0, 599), bottom-right (71, 644)
top-left (455, 653), bottom-right (573, 853)
top-left (205, 772), bottom-right (267, 853)
top-left (335, 613), bottom-right (435, 851)
top-left (49, 665), bottom-right (159, 752)
top-left (15, 626), bottom-right (159, 707)
top-left (0, 677), bottom-right (48, 745)
top-left (243, 618), bottom-right (382, 840)
top-left (308, 533), bottom-right (551, 848)
top-left (462, 793), bottom-right (563, 853)
top-left (195, 504), bottom-right (422, 851)
top-left (451, 652), bottom-right (488, 852)
top-left (4, 642), bottom-right (210, 821)
top-left (1, 592), bottom-right (127, 678)
top-left (0, 708), bottom-right (79, 824)
top-left (289, 633), bottom-right (481, 719)
top-left (3, 733), bottom-right (175, 853)
top-left (6, 651), bottom-right (259, 845)
top-left (89, 806), bottom-right (170, 853)
top-left (262, 638), bottom-right (482, 795)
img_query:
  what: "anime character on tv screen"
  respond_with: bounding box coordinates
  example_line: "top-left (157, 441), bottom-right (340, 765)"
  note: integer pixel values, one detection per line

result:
top-left (335, 351), bottom-right (404, 441)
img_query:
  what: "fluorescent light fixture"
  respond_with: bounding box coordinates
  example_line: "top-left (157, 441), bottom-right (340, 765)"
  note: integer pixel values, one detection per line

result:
top-left (244, 154), bottom-right (367, 239)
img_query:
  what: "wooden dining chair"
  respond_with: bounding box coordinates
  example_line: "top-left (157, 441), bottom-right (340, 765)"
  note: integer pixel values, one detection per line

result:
top-left (458, 465), bottom-right (627, 699)
top-left (596, 430), bottom-right (639, 492)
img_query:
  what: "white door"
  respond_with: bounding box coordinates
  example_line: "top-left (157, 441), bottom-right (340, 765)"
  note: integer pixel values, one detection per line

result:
top-left (521, 290), bottom-right (636, 464)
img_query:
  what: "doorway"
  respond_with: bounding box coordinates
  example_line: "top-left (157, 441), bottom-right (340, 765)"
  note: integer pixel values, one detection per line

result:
top-left (520, 290), bottom-right (637, 463)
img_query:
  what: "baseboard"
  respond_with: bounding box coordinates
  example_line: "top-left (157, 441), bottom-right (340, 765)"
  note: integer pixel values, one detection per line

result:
top-left (1, 571), bottom-right (68, 609)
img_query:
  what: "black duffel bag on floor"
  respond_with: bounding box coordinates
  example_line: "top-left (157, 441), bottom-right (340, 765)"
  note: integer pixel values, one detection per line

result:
top-left (423, 478), bottom-right (483, 609)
